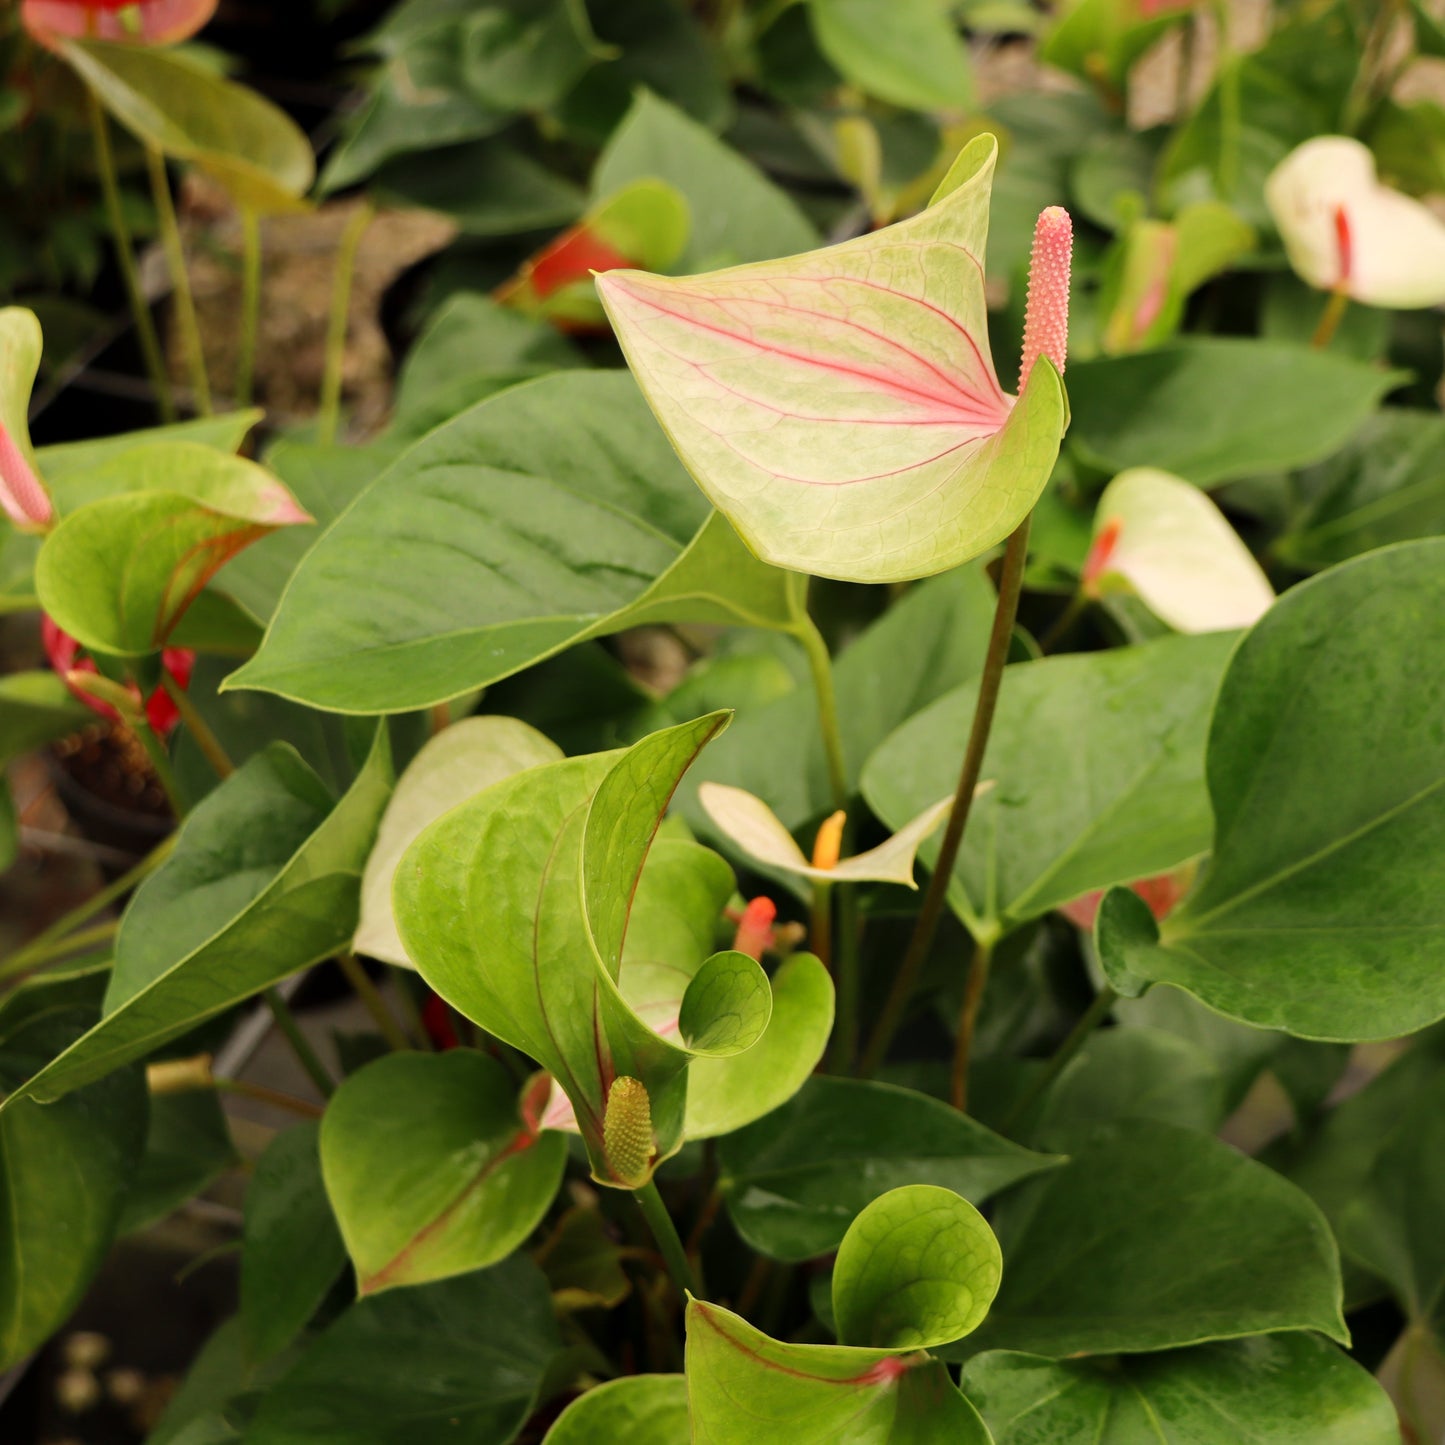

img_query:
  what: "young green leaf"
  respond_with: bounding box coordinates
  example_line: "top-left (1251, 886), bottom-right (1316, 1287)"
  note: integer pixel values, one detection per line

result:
top-left (1095, 540), bottom-right (1445, 1040)
top-left (320, 1051), bottom-right (565, 1295)
top-left (543, 1376), bottom-right (688, 1444)
top-left (598, 135), bottom-right (1067, 584)
top-left (963, 1334), bottom-right (1400, 1445)
top-left (806, 0), bottom-right (973, 112)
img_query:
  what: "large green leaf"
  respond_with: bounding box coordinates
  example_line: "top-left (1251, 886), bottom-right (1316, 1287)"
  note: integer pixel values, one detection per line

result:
top-left (1097, 540), bottom-right (1445, 1040)
top-left (62, 40), bottom-right (313, 213)
top-left (864, 632), bottom-right (1235, 939)
top-left (118, 1088), bottom-right (238, 1235)
top-left (963, 1334), bottom-right (1399, 1444)
top-left (718, 1077), bottom-right (1061, 1262)
top-left (1279, 409), bottom-right (1445, 569)
top-left (687, 1187), bottom-right (998, 1444)
top-left (0, 989), bottom-right (148, 1368)
top-left (240, 1122), bottom-right (348, 1364)
top-left (396, 716), bottom-right (772, 1185)
top-left (593, 90), bottom-right (816, 268)
top-left (599, 135), bottom-right (1066, 584)
top-left (1066, 340), bottom-right (1402, 485)
top-left (807, 0), bottom-right (972, 112)
top-left (320, 1051), bottom-right (565, 1294)
top-left (227, 372), bottom-right (796, 713)
top-left (543, 1376), bottom-right (688, 1444)
top-left (959, 1121), bottom-right (1345, 1359)
top-left (36, 443), bottom-right (311, 656)
top-left (4, 731), bottom-right (392, 1105)
top-left (246, 1257), bottom-right (560, 1445)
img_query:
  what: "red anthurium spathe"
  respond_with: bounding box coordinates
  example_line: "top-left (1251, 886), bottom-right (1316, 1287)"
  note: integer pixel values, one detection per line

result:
top-left (1060, 862), bottom-right (1195, 933)
top-left (21, 0), bottom-right (216, 48)
top-left (43, 616), bottom-right (193, 735)
top-left (598, 135), bottom-right (1071, 583)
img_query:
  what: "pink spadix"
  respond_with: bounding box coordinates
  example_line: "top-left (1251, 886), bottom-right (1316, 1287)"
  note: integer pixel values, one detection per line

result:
top-left (0, 421), bottom-right (54, 532)
top-left (1019, 205), bottom-right (1073, 390)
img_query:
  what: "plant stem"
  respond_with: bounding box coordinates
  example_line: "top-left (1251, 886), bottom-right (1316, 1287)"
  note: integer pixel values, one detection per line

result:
top-left (132, 717), bottom-right (186, 819)
top-left (633, 1179), bottom-right (698, 1302)
top-left (0, 920), bottom-right (118, 981)
top-left (792, 606), bottom-right (847, 810)
top-left (0, 835), bottom-right (173, 981)
top-left (949, 936), bottom-right (994, 1110)
top-left (318, 202), bottom-right (372, 445)
top-left (859, 518), bottom-right (1031, 1078)
top-left (144, 142), bottom-right (211, 415)
top-left (1002, 984), bottom-right (1118, 1133)
top-left (1311, 289), bottom-right (1349, 349)
top-left (335, 952), bottom-right (414, 1052)
top-left (162, 674), bottom-right (233, 779)
top-left (213, 1075), bottom-right (324, 1118)
top-left (264, 986), bottom-right (335, 1097)
top-left (86, 88), bottom-right (174, 422)
top-left (1038, 591), bottom-right (1086, 654)
top-left (236, 208), bottom-right (262, 410)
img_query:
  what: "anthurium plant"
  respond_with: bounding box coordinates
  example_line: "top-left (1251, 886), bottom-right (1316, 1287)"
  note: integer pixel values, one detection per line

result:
top-left (3, 0), bottom-right (1445, 1441)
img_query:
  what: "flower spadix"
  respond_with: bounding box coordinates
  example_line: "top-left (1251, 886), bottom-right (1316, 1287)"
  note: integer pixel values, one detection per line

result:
top-left (1082, 469), bottom-right (1273, 634)
top-left (597, 135), bottom-right (1070, 583)
top-left (699, 782), bottom-right (970, 888)
top-left (1265, 136), bottom-right (1445, 308)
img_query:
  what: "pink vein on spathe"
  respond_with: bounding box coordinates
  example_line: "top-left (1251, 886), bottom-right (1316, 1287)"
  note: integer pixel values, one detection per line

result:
top-left (604, 271), bottom-right (1012, 487)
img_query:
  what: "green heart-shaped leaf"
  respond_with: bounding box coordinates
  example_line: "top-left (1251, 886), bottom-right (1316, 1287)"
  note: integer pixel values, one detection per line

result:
top-left (321, 1051), bottom-right (566, 1295)
top-left (599, 135), bottom-right (1066, 584)
top-left (1096, 539), bottom-right (1445, 1040)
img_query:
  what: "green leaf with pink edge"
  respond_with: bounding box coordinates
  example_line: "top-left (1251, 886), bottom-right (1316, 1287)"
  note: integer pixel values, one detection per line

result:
top-left (685, 1186), bottom-right (999, 1444)
top-left (35, 442), bottom-right (311, 657)
top-left (394, 714), bottom-right (777, 1187)
top-left (61, 40), bottom-right (314, 215)
top-left (597, 134), bottom-right (1067, 585)
top-left (0, 308), bottom-right (43, 486)
top-left (320, 1051), bottom-right (566, 1296)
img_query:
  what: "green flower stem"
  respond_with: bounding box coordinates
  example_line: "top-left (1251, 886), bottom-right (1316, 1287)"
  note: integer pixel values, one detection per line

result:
top-left (335, 951), bottom-right (415, 1052)
top-left (0, 834), bottom-right (173, 982)
top-left (144, 142), bottom-right (211, 415)
top-left (1311, 289), bottom-right (1350, 349)
top-left (860, 516), bottom-right (1032, 1079)
top-left (236, 208), bottom-right (262, 410)
top-left (1002, 984), bottom-right (1119, 1134)
top-left (86, 87), bottom-right (174, 423)
top-left (950, 936), bottom-right (995, 1110)
top-left (133, 714), bottom-right (186, 820)
top-left (633, 1178), bottom-right (698, 1302)
top-left (0, 920), bottom-right (118, 982)
top-left (264, 986), bottom-right (335, 1098)
top-left (791, 604), bottom-right (848, 810)
top-left (213, 1075), bottom-right (324, 1119)
top-left (162, 674), bottom-right (233, 780)
top-left (317, 202), bottom-right (373, 445)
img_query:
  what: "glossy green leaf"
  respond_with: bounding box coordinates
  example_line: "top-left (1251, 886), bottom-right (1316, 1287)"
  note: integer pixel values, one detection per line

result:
top-left (1097, 540), bottom-right (1445, 1040)
top-left (543, 1375), bottom-right (689, 1444)
top-left (5, 731), bottom-right (392, 1105)
top-left (599, 135), bottom-right (1066, 584)
top-left (961, 1121), bottom-right (1345, 1358)
top-left (63, 40), bottom-right (314, 213)
top-left (241, 1122), bottom-right (347, 1364)
top-left (964, 1334), bottom-right (1400, 1444)
top-left (321, 1051), bottom-right (565, 1295)
top-left (807, 0), bottom-right (972, 112)
top-left (35, 412), bottom-right (262, 495)
top-left (833, 1187), bottom-right (1001, 1350)
top-left (593, 90), bottom-right (817, 268)
top-left (119, 1088), bottom-right (238, 1235)
top-left (228, 372), bottom-right (796, 713)
top-left (36, 443), bottom-right (311, 656)
top-left (1084, 468), bottom-right (1274, 633)
top-left (397, 715), bottom-right (773, 1184)
top-left (719, 1077), bottom-right (1061, 1262)
top-left (0, 995), bottom-right (148, 1369)
top-left (1066, 340), bottom-right (1402, 486)
top-left (246, 1256), bottom-right (560, 1445)
top-left (864, 632), bottom-right (1235, 938)
top-left (356, 717), bottom-right (562, 967)
top-left (1279, 409), bottom-right (1445, 569)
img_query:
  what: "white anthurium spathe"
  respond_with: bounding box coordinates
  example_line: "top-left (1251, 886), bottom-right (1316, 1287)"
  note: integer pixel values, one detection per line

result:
top-left (596, 134), bottom-right (1070, 584)
top-left (356, 717), bottom-right (562, 966)
top-left (698, 781), bottom-right (966, 887)
top-left (1264, 136), bottom-right (1445, 308)
top-left (1082, 468), bottom-right (1274, 635)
